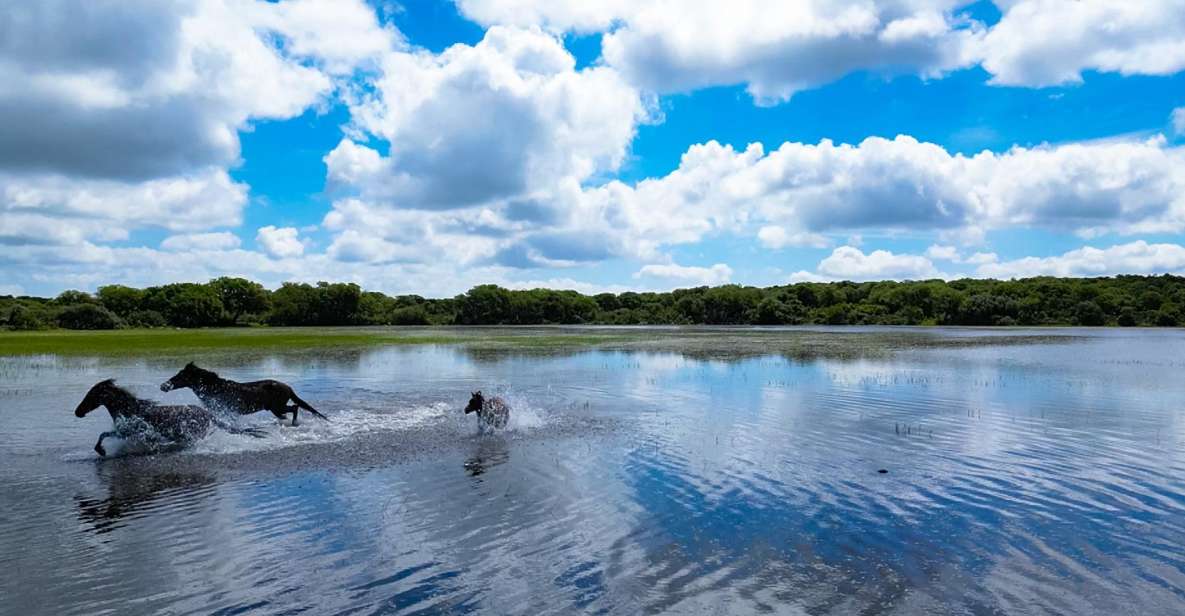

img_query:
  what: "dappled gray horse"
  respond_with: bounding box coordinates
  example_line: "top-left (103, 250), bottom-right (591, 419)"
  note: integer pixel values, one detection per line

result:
top-left (464, 391), bottom-right (510, 432)
top-left (74, 379), bottom-right (264, 456)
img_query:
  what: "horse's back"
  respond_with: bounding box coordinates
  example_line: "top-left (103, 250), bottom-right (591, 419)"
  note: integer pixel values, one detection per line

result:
top-left (485, 397), bottom-right (510, 428)
top-left (244, 379), bottom-right (293, 396)
top-left (139, 404), bottom-right (212, 439)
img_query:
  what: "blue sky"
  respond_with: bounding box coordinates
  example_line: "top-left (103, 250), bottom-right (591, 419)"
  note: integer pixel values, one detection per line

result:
top-left (3, 0), bottom-right (1185, 297)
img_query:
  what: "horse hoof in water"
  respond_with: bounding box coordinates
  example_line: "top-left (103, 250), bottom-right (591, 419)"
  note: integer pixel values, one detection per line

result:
top-left (464, 391), bottom-right (510, 431)
top-left (95, 442), bottom-right (107, 457)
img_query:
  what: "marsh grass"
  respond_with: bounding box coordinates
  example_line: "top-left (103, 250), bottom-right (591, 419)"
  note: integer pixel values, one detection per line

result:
top-left (0, 325), bottom-right (1084, 358)
top-left (0, 327), bottom-right (639, 356)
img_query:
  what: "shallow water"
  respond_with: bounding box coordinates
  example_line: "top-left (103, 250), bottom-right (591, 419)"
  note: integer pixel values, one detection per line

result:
top-left (3, 326), bottom-right (1185, 615)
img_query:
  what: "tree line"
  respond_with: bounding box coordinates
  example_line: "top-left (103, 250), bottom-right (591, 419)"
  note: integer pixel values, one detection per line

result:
top-left (3, 275), bottom-right (1185, 330)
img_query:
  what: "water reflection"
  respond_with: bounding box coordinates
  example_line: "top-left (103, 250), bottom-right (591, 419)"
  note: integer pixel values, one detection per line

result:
top-left (76, 462), bottom-right (214, 534)
top-left (3, 328), bottom-right (1185, 614)
top-left (464, 437), bottom-right (511, 477)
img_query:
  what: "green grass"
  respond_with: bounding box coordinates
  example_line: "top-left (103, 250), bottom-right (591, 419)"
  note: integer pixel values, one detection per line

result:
top-left (0, 326), bottom-right (641, 356)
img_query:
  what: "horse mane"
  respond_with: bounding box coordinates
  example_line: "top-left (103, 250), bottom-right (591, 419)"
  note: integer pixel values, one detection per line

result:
top-left (187, 362), bottom-right (221, 381)
top-left (98, 379), bottom-right (149, 407)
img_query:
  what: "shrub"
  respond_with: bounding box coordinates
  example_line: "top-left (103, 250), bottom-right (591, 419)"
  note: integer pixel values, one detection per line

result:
top-left (57, 304), bottom-right (121, 330)
top-left (124, 310), bottom-right (168, 328)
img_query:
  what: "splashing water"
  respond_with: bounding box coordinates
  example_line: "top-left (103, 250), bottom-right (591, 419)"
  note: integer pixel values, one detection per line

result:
top-left (192, 402), bottom-right (458, 455)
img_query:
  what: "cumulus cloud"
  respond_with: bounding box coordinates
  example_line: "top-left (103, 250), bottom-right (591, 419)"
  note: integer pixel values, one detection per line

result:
top-left (0, 169), bottom-right (247, 246)
top-left (925, 244), bottom-right (998, 265)
top-left (459, 1), bottom-right (1185, 100)
top-left (318, 25), bottom-right (655, 273)
top-left (256, 226), bottom-right (305, 258)
top-left (0, 0), bottom-right (394, 270)
top-left (978, 1), bottom-right (1185, 87)
top-left (976, 240), bottom-right (1185, 278)
top-left (460, 0), bottom-right (981, 103)
top-left (330, 26), bottom-right (649, 210)
top-left (925, 244), bottom-right (960, 261)
top-left (0, 0), bottom-right (391, 181)
top-left (160, 232), bottom-right (241, 252)
top-left (576, 135), bottom-right (1185, 257)
top-left (816, 246), bottom-right (941, 280)
top-left (634, 262), bottom-right (733, 286)
top-left (757, 226), bottom-right (830, 249)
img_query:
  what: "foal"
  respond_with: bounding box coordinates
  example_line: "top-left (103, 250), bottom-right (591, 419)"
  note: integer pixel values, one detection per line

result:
top-left (464, 391), bottom-right (510, 432)
top-left (74, 379), bottom-right (264, 456)
top-left (161, 362), bottom-right (328, 426)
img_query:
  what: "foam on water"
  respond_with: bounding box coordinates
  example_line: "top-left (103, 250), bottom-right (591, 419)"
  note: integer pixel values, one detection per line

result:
top-left (192, 402), bottom-right (457, 454)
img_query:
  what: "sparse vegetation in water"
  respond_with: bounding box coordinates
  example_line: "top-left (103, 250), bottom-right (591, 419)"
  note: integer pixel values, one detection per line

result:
top-left (0, 324), bottom-right (1084, 358)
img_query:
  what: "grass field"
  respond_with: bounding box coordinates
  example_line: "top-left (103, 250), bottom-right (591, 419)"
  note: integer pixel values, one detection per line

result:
top-left (0, 324), bottom-right (1084, 358)
top-left (0, 326), bottom-right (642, 356)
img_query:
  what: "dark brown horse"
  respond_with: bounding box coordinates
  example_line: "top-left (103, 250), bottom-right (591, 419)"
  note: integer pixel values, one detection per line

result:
top-left (160, 362), bottom-right (327, 426)
top-left (465, 391), bottom-right (509, 432)
top-left (74, 379), bottom-right (264, 456)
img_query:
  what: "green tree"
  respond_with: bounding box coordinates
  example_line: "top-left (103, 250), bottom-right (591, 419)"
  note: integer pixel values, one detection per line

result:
top-left (144, 283), bottom-right (224, 327)
top-left (97, 285), bottom-right (144, 317)
top-left (456, 285), bottom-right (513, 324)
top-left (209, 277), bottom-right (269, 324)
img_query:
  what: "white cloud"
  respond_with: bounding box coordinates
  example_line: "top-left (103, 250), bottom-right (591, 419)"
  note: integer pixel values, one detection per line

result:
top-left (160, 232), bottom-right (241, 252)
top-left (977, 240), bottom-right (1185, 278)
top-left (601, 1), bottom-right (980, 103)
top-left (816, 246), bottom-right (941, 280)
top-left (1174, 107), bottom-right (1185, 135)
top-left (459, 1), bottom-right (1185, 100)
top-left (242, 0), bottom-right (399, 75)
top-left (925, 244), bottom-right (960, 261)
top-left (978, 1), bottom-right (1185, 87)
top-left (459, 1), bottom-right (980, 103)
top-left (757, 226), bottom-right (831, 249)
top-left (0, 0), bottom-right (391, 181)
top-left (318, 25), bottom-right (654, 275)
top-left (0, 0), bottom-right (394, 274)
top-left (331, 26), bottom-right (650, 210)
top-left (578, 135), bottom-right (1185, 259)
top-left (634, 262), bottom-right (733, 286)
top-left (0, 168), bottom-right (247, 245)
top-left (964, 251), bottom-right (998, 265)
top-left (256, 226), bottom-right (305, 258)
top-left (924, 245), bottom-right (998, 265)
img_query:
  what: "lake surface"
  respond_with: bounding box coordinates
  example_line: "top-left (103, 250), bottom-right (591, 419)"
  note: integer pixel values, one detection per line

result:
top-left (3, 326), bottom-right (1185, 615)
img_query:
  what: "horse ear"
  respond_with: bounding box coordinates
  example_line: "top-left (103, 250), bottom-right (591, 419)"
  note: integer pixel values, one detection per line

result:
top-left (100, 378), bottom-right (115, 386)
top-left (186, 361), bottom-right (195, 368)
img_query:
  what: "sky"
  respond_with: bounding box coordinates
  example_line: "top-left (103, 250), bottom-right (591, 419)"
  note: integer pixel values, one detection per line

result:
top-left (3, 0), bottom-right (1185, 298)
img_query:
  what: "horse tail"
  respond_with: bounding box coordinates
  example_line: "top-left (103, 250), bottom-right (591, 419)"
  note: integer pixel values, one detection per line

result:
top-left (291, 392), bottom-right (329, 420)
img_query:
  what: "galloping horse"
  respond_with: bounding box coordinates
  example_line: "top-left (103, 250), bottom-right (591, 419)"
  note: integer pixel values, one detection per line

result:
top-left (464, 391), bottom-right (510, 432)
top-left (74, 379), bottom-right (265, 456)
top-left (161, 362), bottom-right (328, 426)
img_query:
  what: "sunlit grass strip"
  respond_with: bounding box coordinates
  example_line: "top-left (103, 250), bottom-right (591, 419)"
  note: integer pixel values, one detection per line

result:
top-left (0, 327), bottom-right (638, 356)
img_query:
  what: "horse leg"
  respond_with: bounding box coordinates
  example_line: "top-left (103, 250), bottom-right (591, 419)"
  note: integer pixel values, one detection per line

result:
top-left (94, 431), bottom-right (116, 457)
top-left (286, 404), bottom-right (300, 427)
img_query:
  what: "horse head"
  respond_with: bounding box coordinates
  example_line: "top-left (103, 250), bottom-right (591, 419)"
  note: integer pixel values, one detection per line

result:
top-left (75, 379), bottom-right (119, 417)
top-left (161, 362), bottom-right (214, 392)
top-left (464, 391), bottom-right (484, 415)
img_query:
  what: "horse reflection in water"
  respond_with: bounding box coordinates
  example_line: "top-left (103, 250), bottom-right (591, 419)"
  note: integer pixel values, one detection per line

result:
top-left (76, 462), bottom-right (214, 534)
top-left (463, 437), bottom-right (511, 477)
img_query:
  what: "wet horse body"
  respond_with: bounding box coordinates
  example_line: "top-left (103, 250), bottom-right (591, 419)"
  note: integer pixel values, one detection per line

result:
top-left (465, 391), bottom-right (509, 432)
top-left (74, 379), bottom-right (263, 456)
top-left (161, 363), bottom-right (327, 426)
